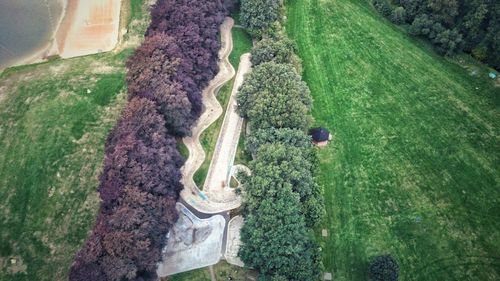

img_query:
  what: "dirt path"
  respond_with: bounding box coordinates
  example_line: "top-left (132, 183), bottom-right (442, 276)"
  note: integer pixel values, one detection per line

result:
top-left (180, 17), bottom-right (251, 214)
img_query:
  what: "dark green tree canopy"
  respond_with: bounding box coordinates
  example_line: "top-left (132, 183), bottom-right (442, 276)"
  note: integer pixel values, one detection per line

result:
top-left (242, 143), bottom-right (325, 226)
top-left (374, 0), bottom-right (500, 68)
top-left (369, 255), bottom-right (400, 281)
top-left (239, 184), bottom-right (321, 280)
top-left (245, 127), bottom-right (312, 156)
top-left (241, 0), bottom-right (281, 37)
top-left (237, 0), bottom-right (324, 279)
top-left (251, 38), bottom-right (298, 67)
top-left (236, 62), bottom-right (312, 130)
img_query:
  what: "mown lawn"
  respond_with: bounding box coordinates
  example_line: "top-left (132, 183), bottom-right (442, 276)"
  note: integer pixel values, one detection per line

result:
top-left (286, 0), bottom-right (500, 280)
top-left (194, 27), bottom-right (252, 187)
top-left (0, 1), bottom-right (148, 280)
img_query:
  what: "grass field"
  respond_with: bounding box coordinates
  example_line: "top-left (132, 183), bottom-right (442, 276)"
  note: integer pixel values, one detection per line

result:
top-left (0, 1), bottom-right (148, 280)
top-left (194, 27), bottom-right (252, 187)
top-left (286, 0), bottom-right (500, 280)
top-left (168, 261), bottom-right (256, 281)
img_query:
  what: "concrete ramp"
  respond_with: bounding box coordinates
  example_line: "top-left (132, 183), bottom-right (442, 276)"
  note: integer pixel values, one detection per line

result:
top-left (157, 203), bottom-right (225, 277)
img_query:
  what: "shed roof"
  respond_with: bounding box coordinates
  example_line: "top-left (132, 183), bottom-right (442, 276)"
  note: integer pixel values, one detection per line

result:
top-left (309, 128), bottom-right (330, 142)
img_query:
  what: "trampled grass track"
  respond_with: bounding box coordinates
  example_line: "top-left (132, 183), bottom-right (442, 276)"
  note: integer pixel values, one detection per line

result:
top-left (286, 0), bottom-right (500, 280)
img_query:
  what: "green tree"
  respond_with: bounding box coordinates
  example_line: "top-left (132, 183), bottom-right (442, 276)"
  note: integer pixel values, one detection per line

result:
top-left (237, 62), bottom-right (312, 131)
top-left (391, 7), bottom-right (407, 24)
top-left (239, 184), bottom-right (321, 280)
top-left (241, 0), bottom-right (281, 37)
top-left (251, 38), bottom-right (299, 68)
top-left (372, 0), bottom-right (392, 18)
top-left (392, 0), bottom-right (500, 68)
top-left (433, 28), bottom-right (463, 55)
top-left (242, 143), bottom-right (324, 226)
top-left (427, 0), bottom-right (459, 25)
top-left (245, 128), bottom-right (312, 155)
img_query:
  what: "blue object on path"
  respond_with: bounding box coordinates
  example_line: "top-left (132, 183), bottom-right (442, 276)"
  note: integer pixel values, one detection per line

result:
top-left (198, 191), bottom-right (208, 200)
top-left (489, 72), bottom-right (497, 79)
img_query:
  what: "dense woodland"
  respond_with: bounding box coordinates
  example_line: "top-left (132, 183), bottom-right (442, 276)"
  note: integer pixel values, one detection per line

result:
top-left (237, 0), bottom-right (325, 280)
top-left (373, 0), bottom-right (500, 69)
top-left (69, 1), bottom-right (226, 280)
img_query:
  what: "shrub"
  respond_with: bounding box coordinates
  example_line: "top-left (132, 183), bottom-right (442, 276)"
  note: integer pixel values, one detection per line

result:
top-left (369, 255), bottom-right (400, 281)
top-left (471, 46), bottom-right (488, 62)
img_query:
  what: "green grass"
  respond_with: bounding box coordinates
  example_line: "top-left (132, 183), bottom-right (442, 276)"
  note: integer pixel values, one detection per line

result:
top-left (286, 0), bottom-right (500, 280)
top-left (129, 0), bottom-right (143, 21)
top-left (0, 1), bottom-right (149, 280)
top-left (234, 122), bottom-right (252, 167)
top-left (168, 261), bottom-right (255, 281)
top-left (194, 27), bottom-right (252, 187)
top-left (176, 140), bottom-right (189, 159)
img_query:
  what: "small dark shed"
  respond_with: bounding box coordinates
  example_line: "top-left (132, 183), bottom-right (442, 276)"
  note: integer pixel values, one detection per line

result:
top-left (309, 128), bottom-right (331, 147)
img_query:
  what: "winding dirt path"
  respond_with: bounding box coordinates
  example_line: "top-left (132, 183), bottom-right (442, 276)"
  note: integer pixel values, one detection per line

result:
top-left (180, 17), bottom-right (251, 214)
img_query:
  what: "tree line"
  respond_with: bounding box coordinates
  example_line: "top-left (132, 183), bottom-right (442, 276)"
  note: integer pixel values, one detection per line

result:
top-left (237, 0), bottom-right (325, 280)
top-left (373, 0), bottom-right (500, 69)
top-left (69, 0), bottom-right (227, 280)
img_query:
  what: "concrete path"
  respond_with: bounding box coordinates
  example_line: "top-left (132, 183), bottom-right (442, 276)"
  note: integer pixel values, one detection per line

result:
top-left (225, 216), bottom-right (245, 267)
top-left (203, 53), bottom-right (251, 199)
top-left (180, 17), bottom-right (252, 214)
top-left (159, 17), bottom-right (250, 277)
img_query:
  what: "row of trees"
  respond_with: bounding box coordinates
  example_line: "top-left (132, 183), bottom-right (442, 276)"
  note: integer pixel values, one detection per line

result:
top-left (70, 99), bottom-right (183, 281)
top-left (127, 0), bottom-right (226, 136)
top-left (70, 1), bottom-right (227, 280)
top-left (373, 0), bottom-right (500, 68)
top-left (238, 1), bottom-right (325, 279)
top-left (237, 67), bottom-right (324, 280)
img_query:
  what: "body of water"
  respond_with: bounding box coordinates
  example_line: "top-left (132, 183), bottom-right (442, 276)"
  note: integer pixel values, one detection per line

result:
top-left (0, 0), bottom-right (64, 69)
